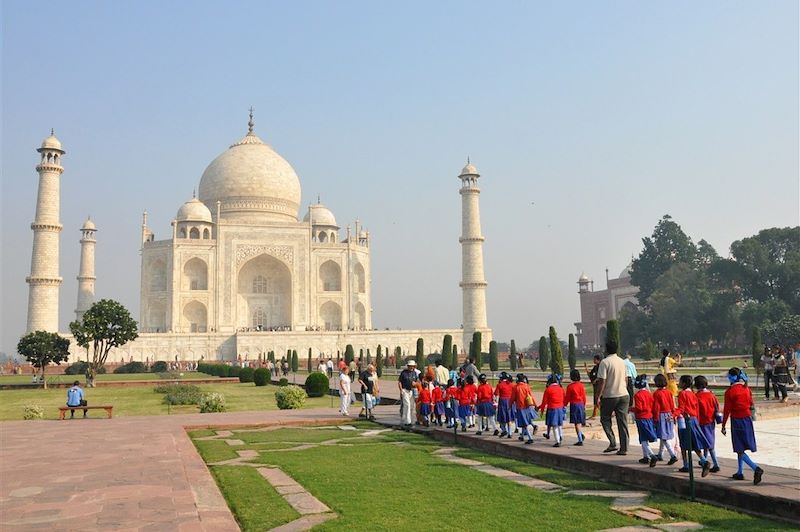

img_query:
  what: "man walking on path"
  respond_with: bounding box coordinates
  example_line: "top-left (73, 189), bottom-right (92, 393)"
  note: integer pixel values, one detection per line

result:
top-left (435, 359), bottom-right (449, 385)
top-left (398, 360), bottom-right (419, 426)
top-left (595, 339), bottom-right (630, 455)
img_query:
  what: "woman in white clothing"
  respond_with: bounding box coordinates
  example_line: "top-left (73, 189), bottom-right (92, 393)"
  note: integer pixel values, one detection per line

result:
top-left (339, 369), bottom-right (352, 416)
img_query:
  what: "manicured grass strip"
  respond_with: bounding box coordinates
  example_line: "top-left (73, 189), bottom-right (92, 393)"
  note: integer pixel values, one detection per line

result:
top-left (187, 429), bottom-right (217, 438)
top-left (0, 372), bottom-right (215, 384)
top-left (193, 439), bottom-right (241, 463)
top-left (0, 382), bottom-right (332, 420)
top-left (646, 493), bottom-right (795, 531)
top-left (237, 427), bottom-right (364, 445)
top-left (454, 448), bottom-right (624, 491)
top-left (211, 466), bottom-right (299, 532)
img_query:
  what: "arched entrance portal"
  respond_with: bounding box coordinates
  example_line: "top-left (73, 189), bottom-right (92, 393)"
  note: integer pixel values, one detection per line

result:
top-left (237, 254), bottom-right (292, 330)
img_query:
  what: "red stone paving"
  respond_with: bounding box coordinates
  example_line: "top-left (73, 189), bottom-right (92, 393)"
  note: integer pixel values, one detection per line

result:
top-left (0, 408), bottom-right (343, 531)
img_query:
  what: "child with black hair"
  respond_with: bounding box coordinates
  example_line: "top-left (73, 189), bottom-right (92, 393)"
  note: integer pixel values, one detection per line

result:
top-left (432, 383), bottom-right (446, 426)
top-left (566, 369), bottom-right (586, 446)
top-left (539, 373), bottom-right (566, 447)
top-left (721, 367), bottom-right (764, 484)
top-left (476, 374), bottom-right (497, 435)
top-left (694, 375), bottom-right (720, 473)
top-left (457, 376), bottom-right (477, 432)
top-left (675, 374), bottom-right (711, 477)
top-left (512, 373), bottom-right (538, 444)
top-left (444, 379), bottom-right (458, 428)
top-left (495, 372), bottom-right (514, 438)
top-left (630, 374), bottom-right (658, 466)
top-left (652, 373), bottom-right (679, 465)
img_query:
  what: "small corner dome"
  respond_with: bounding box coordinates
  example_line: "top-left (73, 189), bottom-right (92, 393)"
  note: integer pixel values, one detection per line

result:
top-left (177, 197), bottom-right (213, 223)
top-left (460, 162), bottom-right (479, 176)
top-left (619, 262), bottom-right (633, 279)
top-left (81, 218), bottom-right (96, 231)
top-left (40, 133), bottom-right (63, 151)
top-left (303, 203), bottom-right (338, 227)
top-left (578, 272), bottom-right (591, 283)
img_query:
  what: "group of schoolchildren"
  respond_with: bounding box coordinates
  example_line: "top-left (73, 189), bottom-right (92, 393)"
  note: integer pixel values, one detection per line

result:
top-left (413, 366), bottom-right (764, 485)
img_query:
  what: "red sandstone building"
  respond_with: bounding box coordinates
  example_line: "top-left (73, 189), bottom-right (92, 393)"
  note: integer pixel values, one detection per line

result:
top-left (574, 263), bottom-right (638, 349)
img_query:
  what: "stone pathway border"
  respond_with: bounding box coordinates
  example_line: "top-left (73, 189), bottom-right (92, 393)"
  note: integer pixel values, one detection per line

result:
top-left (257, 468), bottom-right (336, 532)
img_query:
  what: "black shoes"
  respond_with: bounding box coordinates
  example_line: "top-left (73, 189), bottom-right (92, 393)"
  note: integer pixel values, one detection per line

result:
top-left (574, 441), bottom-right (584, 446)
top-left (553, 442), bottom-right (561, 448)
top-left (638, 458), bottom-right (650, 464)
top-left (701, 461), bottom-right (711, 478)
top-left (678, 467), bottom-right (690, 473)
top-left (754, 467), bottom-right (764, 485)
top-left (667, 457), bottom-right (678, 465)
top-left (710, 465), bottom-right (720, 473)
top-left (615, 450), bottom-right (627, 456)
top-left (649, 456), bottom-right (658, 468)
top-left (731, 473), bottom-right (745, 480)
top-left (603, 446), bottom-right (618, 453)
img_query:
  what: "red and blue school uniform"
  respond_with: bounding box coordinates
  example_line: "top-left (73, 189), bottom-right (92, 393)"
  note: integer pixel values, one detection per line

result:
top-left (476, 383), bottom-right (495, 417)
top-left (539, 383), bottom-right (566, 428)
top-left (445, 385), bottom-right (459, 427)
top-left (418, 386), bottom-right (432, 417)
top-left (652, 388), bottom-right (676, 441)
top-left (565, 382), bottom-right (586, 425)
top-left (458, 384), bottom-right (477, 425)
top-left (722, 383), bottom-right (757, 454)
top-left (675, 389), bottom-right (710, 451)
top-left (512, 382), bottom-right (537, 430)
top-left (495, 380), bottom-right (514, 424)
top-left (631, 388), bottom-right (658, 443)
top-left (432, 385), bottom-right (446, 416)
top-left (695, 389), bottom-right (720, 448)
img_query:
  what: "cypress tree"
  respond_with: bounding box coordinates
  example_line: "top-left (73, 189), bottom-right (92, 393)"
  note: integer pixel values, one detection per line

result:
top-left (291, 350), bottom-right (298, 373)
top-left (568, 333), bottom-right (577, 370)
top-left (538, 336), bottom-right (549, 371)
top-left (359, 348), bottom-right (364, 362)
top-left (376, 348), bottom-right (383, 377)
top-left (509, 339), bottom-right (518, 370)
top-left (471, 331), bottom-right (482, 369)
top-left (751, 327), bottom-right (763, 371)
top-left (606, 319), bottom-right (621, 354)
top-left (307, 348), bottom-right (312, 372)
top-left (451, 344), bottom-right (458, 370)
top-left (489, 340), bottom-right (499, 372)
top-left (548, 326), bottom-right (563, 376)
top-left (442, 334), bottom-right (453, 370)
top-left (415, 338), bottom-right (424, 367)
top-left (345, 344), bottom-right (354, 364)
top-left (395, 346), bottom-right (402, 368)
top-left (366, 348), bottom-right (372, 365)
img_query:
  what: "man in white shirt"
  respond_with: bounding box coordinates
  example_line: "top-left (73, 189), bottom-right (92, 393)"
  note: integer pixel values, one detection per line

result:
top-left (595, 338), bottom-right (630, 455)
top-left (435, 359), bottom-right (450, 386)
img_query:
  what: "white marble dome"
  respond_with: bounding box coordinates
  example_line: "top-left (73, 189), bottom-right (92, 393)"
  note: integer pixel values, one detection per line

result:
top-left (578, 272), bottom-right (591, 283)
top-left (303, 203), bottom-right (338, 227)
top-left (40, 133), bottom-right (63, 151)
top-left (177, 197), bottom-right (212, 223)
top-left (198, 130), bottom-right (301, 223)
top-left (81, 218), bottom-right (96, 230)
top-left (460, 162), bottom-right (479, 176)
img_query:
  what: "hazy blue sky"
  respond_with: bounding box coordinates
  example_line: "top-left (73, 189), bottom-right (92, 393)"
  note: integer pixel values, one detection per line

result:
top-left (2, 1), bottom-right (798, 356)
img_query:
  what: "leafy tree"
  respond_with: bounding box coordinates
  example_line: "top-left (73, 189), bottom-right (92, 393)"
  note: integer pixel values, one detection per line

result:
top-left (509, 339), bottom-right (518, 371)
top-left (415, 338), bottom-right (424, 367)
top-left (605, 319), bottom-right (621, 354)
top-left (741, 300), bottom-right (791, 338)
top-left (489, 341), bottom-right (499, 372)
top-left (762, 315), bottom-right (800, 346)
top-left (729, 227), bottom-right (800, 312)
top-left (394, 346), bottom-right (402, 369)
top-left (648, 264), bottom-right (709, 347)
top-left (376, 347), bottom-right (383, 377)
top-left (345, 344), bottom-right (354, 364)
top-left (307, 348), bottom-right (313, 372)
top-left (548, 326), bottom-right (563, 375)
top-left (538, 336), bottom-right (549, 370)
top-left (630, 215), bottom-right (698, 308)
top-left (619, 304), bottom-right (650, 351)
top-left (17, 331), bottom-right (70, 388)
top-left (442, 335), bottom-right (453, 370)
top-left (69, 299), bottom-right (138, 387)
top-left (751, 327), bottom-right (763, 371)
top-left (640, 339), bottom-right (658, 360)
top-left (291, 350), bottom-right (298, 373)
top-left (703, 290), bottom-right (741, 347)
top-left (567, 334), bottom-right (576, 370)
top-left (471, 331), bottom-right (482, 369)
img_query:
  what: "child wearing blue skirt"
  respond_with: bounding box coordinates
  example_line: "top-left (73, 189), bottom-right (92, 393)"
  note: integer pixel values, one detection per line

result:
top-left (512, 374), bottom-right (538, 444)
top-left (652, 374), bottom-right (679, 465)
top-left (494, 372), bottom-right (515, 438)
top-left (630, 374), bottom-right (658, 466)
top-left (722, 368), bottom-right (764, 485)
top-left (565, 370), bottom-right (586, 446)
top-left (444, 379), bottom-right (459, 428)
top-left (675, 375), bottom-right (711, 477)
top-left (539, 374), bottom-right (566, 447)
top-left (694, 375), bottom-right (721, 473)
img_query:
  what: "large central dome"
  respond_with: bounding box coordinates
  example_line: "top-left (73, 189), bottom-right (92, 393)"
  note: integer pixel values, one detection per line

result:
top-left (198, 124), bottom-right (301, 224)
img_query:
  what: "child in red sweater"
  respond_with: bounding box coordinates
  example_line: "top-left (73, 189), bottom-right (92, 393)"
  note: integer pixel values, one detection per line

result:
top-left (432, 383), bottom-right (446, 427)
top-left (652, 374), bottom-right (678, 465)
top-left (457, 376), bottom-right (477, 432)
top-left (675, 375), bottom-right (711, 476)
top-left (694, 375), bottom-right (720, 473)
top-left (475, 374), bottom-right (497, 436)
top-left (630, 375), bottom-right (658, 466)
top-left (444, 379), bottom-right (459, 428)
top-left (721, 367), bottom-right (763, 484)
top-left (565, 370), bottom-right (586, 446)
top-left (539, 374), bottom-right (566, 447)
top-left (495, 372), bottom-right (515, 438)
top-left (418, 381), bottom-right (432, 427)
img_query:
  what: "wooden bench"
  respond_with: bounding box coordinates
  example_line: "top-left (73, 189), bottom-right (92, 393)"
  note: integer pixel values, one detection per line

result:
top-left (58, 405), bottom-right (114, 420)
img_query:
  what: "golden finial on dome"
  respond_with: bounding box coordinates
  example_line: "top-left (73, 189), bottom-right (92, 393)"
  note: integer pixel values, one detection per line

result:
top-left (248, 107), bottom-right (255, 134)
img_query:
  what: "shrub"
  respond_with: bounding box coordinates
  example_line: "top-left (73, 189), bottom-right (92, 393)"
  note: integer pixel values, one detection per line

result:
top-left (199, 392), bottom-right (226, 413)
top-left (279, 377), bottom-right (289, 386)
top-left (150, 360), bottom-right (168, 373)
top-left (23, 404), bottom-right (44, 420)
top-left (154, 383), bottom-right (203, 405)
top-left (305, 372), bottom-right (329, 397)
top-left (65, 361), bottom-right (106, 375)
top-left (253, 368), bottom-right (270, 386)
top-left (275, 385), bottom-right (306, 410)
top-left (157, 371), bottom-right (181, 380)
top-left (114, 361), bottom-right (147, 374)
top-left (228, 365), bottom-right (241, 377)
top-left (239, 367), bottom-right (255, 383)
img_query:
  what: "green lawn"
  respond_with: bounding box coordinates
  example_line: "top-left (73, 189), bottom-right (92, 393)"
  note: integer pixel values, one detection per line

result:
top-left (191, 424), bottom-right (793, 531)
top-left (0, 382), bottom-right (336, 420)
top-left (0, 371), bottom-right (216, 385)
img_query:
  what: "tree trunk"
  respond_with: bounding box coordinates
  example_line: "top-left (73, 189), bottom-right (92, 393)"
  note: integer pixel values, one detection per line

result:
top-left (86, 368), bottom-right (97, 388)
top-left (41, 367), bottom-right (47, 389)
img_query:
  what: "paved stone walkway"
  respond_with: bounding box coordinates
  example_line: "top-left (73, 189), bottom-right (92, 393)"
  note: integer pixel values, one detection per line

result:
top-left (0, 409), bottom-right (343, 531)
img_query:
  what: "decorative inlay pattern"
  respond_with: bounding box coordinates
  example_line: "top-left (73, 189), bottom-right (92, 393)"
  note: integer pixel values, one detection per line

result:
top-left (235, 244), bottom-right (294, 266)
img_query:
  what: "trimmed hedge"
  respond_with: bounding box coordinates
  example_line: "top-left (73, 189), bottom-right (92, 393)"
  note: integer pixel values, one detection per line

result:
top-left (239, 367), bottom-right (255, 383)
top-left (150, 360), bottom-right (168, 373)
top-left (65, 361), bottom-right (106, 375)
top-left (275, 385), bottom-right (306, 410)
top-left (114, 361), bottom-right (147, 374)
top-left (253, 368), bottom-right (269, 386)
top-left (305, 372), bottom-right (329, 397)
top-left (278, 377), bottom-right (289, 386)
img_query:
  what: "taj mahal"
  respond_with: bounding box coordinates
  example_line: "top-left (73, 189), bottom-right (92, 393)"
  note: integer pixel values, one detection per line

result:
top-left (24, 112), bottom-right (492, 362)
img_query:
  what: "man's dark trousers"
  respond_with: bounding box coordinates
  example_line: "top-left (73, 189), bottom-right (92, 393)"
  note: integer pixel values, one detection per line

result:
top-left (600, 395), bottom-right (630, 452)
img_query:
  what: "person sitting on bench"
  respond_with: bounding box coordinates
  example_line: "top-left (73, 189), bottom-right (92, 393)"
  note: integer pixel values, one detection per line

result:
top-left (66, 380), bottom-right (88, 418)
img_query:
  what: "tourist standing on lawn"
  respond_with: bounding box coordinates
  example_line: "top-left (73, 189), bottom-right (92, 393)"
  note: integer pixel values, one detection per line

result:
top-left (664, 351), bottom-right (682, 397)
top-left (566, 369), bottom-right (587, 445)
top-left (772, 349), bottom-right (790, 403)
top-left (339, 367), bottom-right (352, 416)
top-left (595, 338), bottom-right (630, 455)
top-left (398, 360), bottom-right (418, 427)
top-left (721, 367), bottom-right (764, 485)
top-left (66, 380), bottom-right (87, 419)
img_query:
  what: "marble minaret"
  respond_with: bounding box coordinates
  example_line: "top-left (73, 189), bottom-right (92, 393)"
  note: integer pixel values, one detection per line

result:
top-left (26, 131), bottom-right (64, 332)
top-left (75, 218), bottom-right (97, 320)
top-left (458, 160), bottom-right (490, 352)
